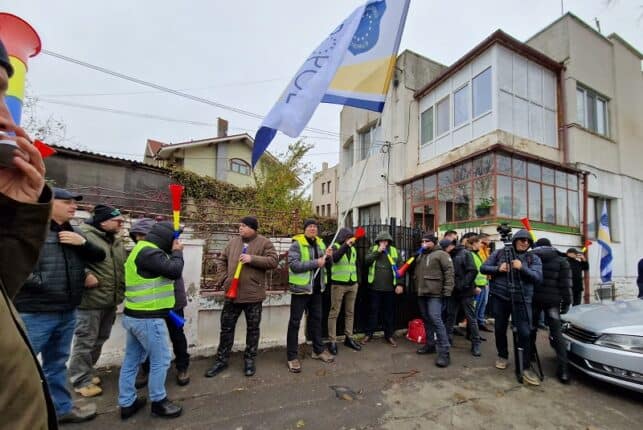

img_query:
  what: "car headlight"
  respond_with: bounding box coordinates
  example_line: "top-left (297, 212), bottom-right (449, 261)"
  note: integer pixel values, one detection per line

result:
top-left (595, 334), bottom-right (643, 354)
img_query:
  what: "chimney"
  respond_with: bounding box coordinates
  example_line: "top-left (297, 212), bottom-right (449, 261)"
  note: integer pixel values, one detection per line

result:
top-left (322, 162), bottom-right (328, 170)
top-left (217, 117), bottom-right (228, 138)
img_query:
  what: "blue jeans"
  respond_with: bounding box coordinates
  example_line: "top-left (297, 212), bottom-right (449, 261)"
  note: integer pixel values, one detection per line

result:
top-left (476, 285), bottom-right (489, 326)
top-left (20, 310), bottom-right (76, 416)
top-left (417, 297), bottom-right (450, 354)
top-left (118, 315), bottom-right (171, 407)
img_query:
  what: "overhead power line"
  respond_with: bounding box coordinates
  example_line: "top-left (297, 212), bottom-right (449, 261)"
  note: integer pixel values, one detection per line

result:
top-left (41, 49), bottom-right (340, 138)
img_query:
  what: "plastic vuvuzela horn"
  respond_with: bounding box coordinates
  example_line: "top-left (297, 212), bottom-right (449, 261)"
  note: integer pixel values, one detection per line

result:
top-left (169, 184), bottom-right (184, 239)
top-left (520, 217), bottom-right (536, 242)
top-left (226, 244), bottom-right (248, 300)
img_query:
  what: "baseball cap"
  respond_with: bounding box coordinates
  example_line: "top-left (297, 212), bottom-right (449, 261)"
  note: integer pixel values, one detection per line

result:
top-left (53, 187), bottom-right (83, 201)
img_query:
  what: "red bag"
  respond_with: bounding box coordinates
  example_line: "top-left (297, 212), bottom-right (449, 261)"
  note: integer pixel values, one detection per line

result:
top-left (406, 318), bottom-right (426, 344)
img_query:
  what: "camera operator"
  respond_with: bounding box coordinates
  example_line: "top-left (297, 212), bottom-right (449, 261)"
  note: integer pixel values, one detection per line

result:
top-left (481, 228), bottom-right (543, 386)
top-left (531, 238), bottom-right (572, 383)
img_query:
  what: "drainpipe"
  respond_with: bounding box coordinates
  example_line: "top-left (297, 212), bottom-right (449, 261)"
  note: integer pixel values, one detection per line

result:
top-left (557, 68), bottom-right (569, 165)
top-left (582, 171), bottom-right (590, 304)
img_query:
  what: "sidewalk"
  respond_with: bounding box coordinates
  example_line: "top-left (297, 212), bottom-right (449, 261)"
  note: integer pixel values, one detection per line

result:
top-left (76, 332), bottom-right (642, 430)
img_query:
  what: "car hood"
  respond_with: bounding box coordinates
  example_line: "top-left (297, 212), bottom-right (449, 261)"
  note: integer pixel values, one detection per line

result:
top-left (563, 299), bottom-right (643, 335)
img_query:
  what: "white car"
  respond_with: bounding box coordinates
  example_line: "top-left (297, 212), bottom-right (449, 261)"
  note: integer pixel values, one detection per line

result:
top-left (562, 299), bottom-right (643, 393)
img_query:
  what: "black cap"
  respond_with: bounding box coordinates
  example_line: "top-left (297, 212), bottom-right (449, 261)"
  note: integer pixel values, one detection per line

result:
top-left (439, 239), bottom-right (455, 249)
top-left (0, 39), bottom-right (13, 78)
top-left (534, 238), bottom-right (552, 248)
top-left (92, 204), bottom-right (122, 224)
top-left (303, 219), bottom-right (318, 229)
top-left (53, 187), bottom-right (83, 201)
top-left (566, 248), bottom-right (580, 254)
top-left (240, 216), bottom-right (258, 231)
top-left (422, 233), bottom-right (437, 243)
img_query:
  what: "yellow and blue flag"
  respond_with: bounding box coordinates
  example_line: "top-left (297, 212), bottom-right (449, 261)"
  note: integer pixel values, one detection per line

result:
top-left (597, 201), bottom-right (613, 282)
top-left (252, 0), bottom-right (410, 166)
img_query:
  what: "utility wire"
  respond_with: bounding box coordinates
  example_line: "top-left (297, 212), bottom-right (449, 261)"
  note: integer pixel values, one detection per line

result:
top-left (42, 49), bottom-right (340, 138)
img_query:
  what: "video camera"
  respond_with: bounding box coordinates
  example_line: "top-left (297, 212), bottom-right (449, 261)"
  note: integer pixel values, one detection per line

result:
top-left (496, 223), bottom-right (513, 244)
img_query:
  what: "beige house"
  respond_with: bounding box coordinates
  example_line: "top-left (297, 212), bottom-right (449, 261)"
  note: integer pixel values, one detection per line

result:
top-left (312, 162), bottom-right (339, 218)
top-left (144, 119), bottom-right (277, 188)
top-left (338, 14), bottom-right (642, 297)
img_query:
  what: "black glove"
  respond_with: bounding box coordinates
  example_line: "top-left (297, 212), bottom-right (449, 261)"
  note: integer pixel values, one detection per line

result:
top-left (560, 303), bottom-right (571, 315)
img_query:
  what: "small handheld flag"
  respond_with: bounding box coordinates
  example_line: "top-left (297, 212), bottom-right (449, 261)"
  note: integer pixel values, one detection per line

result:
top-left (520, 217), bottom-right (536, 242)
top-left (168, 310), bottom-right (185, 328)
top-left (350, 226), bottom-right (366, 242)
top-left (581, 240), bottom-right (592, 253)
top-left (169, 184), bottom-right (184, 239)
top-left (226, 244), bottom-right (248, 300)
top-left (397, 246), bottom-right (423, 278)
top-left (34, 140), bottom-right (56, 158)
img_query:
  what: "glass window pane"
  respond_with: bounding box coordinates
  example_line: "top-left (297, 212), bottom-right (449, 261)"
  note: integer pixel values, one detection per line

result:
top-left (542, 166), bottom-right (554, 184)
top-left (568, 190), bottom-right (579, 228)
top-left (567, 173), bottom-right (578, 190)
top-left (423, 175), bottom-right (436, 192)
top-left (436, 97), bottom-right (450, 136)
top-left (454, 85), bottom-right (469, 127)
top-left (497, 175), bottom-right (512, 217)
top-left (587, 92), bottom-right (597, 132)
top-left (513, 179), bottom-right (527, 219)
top-left (454, 183), bottom-right (471, 221)
top-left (576, 88), bottom-right (585, 126)
top-left (473, 154), bottom-right (493, 176)
top-left (543, 185), bottom-right (555, 223)
top-left (454, 161), bottom-right (472, 183)
top-left (527, 162), bottom-right (540, 181)
top-left (473, 67), bottom-right (492, 117)
top-left (587, 197), bottom-right (597, 238)
top-left (474, 176), bottom-right (494, 218)
top-left (404, 185), bottom-right (411, 221)
top-left (556, 187), bottom-right (567, 225)
top-left (438, 187), bottom-right (454, 223)
top-left (421, 107), bottom-right (433, 144)
top-left (596, 98), bottom-right (606, 135)
top-left (497, 154), bottom-right (512, 175)
top-left (438, 168), bottom-right (453, 187)
top-left (513, 158), bottom-right (526, 178)
top-left (411, 180), bottom-right (423, 204)
top-left (528, 182), bottom-right (542, 222)
top-left (555, 170), bottom-right (567, 187)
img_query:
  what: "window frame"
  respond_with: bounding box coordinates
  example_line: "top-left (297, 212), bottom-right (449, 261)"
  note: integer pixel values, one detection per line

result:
top-left (576, 85), bottom-right (609, 137)
top-left (472, 67), bottom-right (492, 119)
top-left (230, 158), bottom-right (251, 176)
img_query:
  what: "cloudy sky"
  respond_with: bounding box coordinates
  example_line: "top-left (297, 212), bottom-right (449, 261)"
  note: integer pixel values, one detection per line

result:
top-left (3, 0), bottom-right (642, 177)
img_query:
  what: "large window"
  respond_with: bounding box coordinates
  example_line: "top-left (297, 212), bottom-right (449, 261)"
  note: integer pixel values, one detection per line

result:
top-left (454, 84), bottom-right (469, 127)
top-left (404, 152), bottom-right (580, 228)
top-left (436, 97), bottom-right (450, 136)
top-left (359, 123), bottom-right (381, 160)
top-left (420, 106), bottom-right (434, 145)
top-left (473, 67), bottom-right (492, 117)
top-left (587, 197), bottom-right (614, 239)
top-left (230, 158), bottom-right (251, 175)
top-left (359, 203), bottom-right (380, 225)
top-left (343, 137), bottom-right (354, 172)
top-left (576, 85), bottom-right (609, 137)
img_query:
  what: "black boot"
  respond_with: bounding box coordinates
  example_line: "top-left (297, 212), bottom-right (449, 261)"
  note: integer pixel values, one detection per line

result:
top-left (436, 352), bottom-right (450, 368)
top-left (416, 343), bottom-right (436, 354)
top-left (471, 342), bottom-right (481, 357)
top-left (328, 342), bottom-right (338, 355)
top-left (244, 359), bottom-right (256, 377)
top-left (121, 396), bottom-right (147, 420)
top-left (151, 398), bottom-right (182, 418)
top-left (204, 360), bottom-right (228, 378)
top-left (557, 365), bottom-right (571, 384)
top-left (344, 337), bottom-right (362, 351)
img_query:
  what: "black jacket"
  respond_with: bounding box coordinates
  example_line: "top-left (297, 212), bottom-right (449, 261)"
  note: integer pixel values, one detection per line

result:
top-left (125, 222), bottom-right (184, 319)
top-left (531, 246), bottom-right (572, 307)
top-left (480, 229), bottom-right (543, 303)
top-left (14, 221), bottom-right (106, 313)
top-left (567, 257), bottom-right (589, 293)
top-left (450, 245), bottom-right (478, 297)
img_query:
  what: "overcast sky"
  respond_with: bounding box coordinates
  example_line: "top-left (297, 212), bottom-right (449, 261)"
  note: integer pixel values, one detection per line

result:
top-left (3, 0), bottom-right (642, 177)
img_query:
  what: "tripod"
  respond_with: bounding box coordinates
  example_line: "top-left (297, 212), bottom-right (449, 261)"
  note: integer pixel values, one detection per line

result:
top-left (500, 236), bottom-right (544, 384)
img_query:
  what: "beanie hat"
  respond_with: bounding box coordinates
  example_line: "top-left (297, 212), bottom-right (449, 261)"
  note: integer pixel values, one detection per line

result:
top-left (303, 219), bottom-right (318, 229)
top-left (422, 233), bottom-right (437, 243)
top-left (534, 238), bottom-right (552, 248)
top-left (240, 216), bottom-right (258, 231)
top-left (439, 239), bottom-right (455, 249)
top-left (0, 40), bottom-right (13, 78)
top-left (92, 204), bottom-right (122, 225)
top-left (130, 218), bottom-right (155, 236)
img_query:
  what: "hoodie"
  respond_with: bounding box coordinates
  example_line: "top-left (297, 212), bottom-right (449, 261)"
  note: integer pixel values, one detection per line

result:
top-left (480, 229), bottom-right (543, 303)
top-left (531, 245), bottom-right (572, 307)
top-left (364, 230), bottom-right (403, 292)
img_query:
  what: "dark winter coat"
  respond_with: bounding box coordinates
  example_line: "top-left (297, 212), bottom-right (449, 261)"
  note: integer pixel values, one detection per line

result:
top-left (14, 221), bottom-right (106, 313)
top-left (364, 231), bottom-right (403, 292)
top-left (450, 245), bottom-right (478, 297)
top-left (412, 246), bottom-right (454, 298)
top-left (567, 257), bottom-right (589, 293)
top-left (1, 188), bottom-right (58, 429)
top-left (531, 246), bottom-right (572, 307)
top-left (480, 229), bottom-right (543, 303)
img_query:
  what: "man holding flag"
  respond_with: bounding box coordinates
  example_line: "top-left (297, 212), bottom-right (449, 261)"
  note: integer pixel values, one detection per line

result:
top-left (251, 0), bottom-right (410, 166)
top-left (205, 216), bottom-right (278, 378)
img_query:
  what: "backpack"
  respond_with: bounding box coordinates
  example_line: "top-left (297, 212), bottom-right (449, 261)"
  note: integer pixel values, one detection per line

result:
top-left (406, 318), bottom-right (426, 344)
